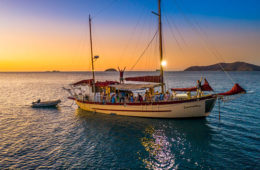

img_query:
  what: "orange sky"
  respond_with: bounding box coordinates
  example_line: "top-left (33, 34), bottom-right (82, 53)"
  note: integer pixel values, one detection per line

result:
top-left (0, 1), bottom-right (259, 71)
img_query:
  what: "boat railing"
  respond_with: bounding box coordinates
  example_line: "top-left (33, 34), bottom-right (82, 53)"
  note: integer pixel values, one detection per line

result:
top-left (76, 93), bottom-right (210, 104)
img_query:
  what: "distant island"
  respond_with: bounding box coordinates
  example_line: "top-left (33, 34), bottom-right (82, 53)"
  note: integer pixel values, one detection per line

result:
top-left (105, 68), bottom-right (117, 72)
top-left (185, 62), bottom-right (260, 71)
top-left (45, 70), bottom-right (60, 73)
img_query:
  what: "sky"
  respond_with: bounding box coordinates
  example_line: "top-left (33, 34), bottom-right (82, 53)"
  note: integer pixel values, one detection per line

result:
top-left (0, 0), bottom-right (259, 71)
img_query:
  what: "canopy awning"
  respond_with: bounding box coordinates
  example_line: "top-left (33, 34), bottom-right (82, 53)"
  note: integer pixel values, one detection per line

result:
top-left (218, 83), bottom-right (246, 96)
top-left (125, 75), bottom-right (161, 83)
top-left (171, 79), bottom-right (214, 92)
top-left (109, 83), bottom-right (160, 90)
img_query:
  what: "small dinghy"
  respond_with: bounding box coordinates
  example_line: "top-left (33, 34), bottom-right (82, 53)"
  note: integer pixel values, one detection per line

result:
top-left (32, 99), bottom-right (61, 108)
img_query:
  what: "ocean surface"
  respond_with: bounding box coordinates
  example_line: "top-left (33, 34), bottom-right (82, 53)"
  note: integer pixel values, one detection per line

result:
top-left (0, 71), bottom-right (259, 169)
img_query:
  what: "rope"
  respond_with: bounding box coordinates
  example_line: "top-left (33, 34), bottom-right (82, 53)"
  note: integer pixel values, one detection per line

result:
top-left (60, 100), bottom-right (75, 107)
top-left (165, 15), bottom-right (183, 51)
top-left (92, 0), bottom-right (118, 19)
top-left (130, 30), bottom-right (158, 71)
top-left (172, 0), bottom-right (235, 84)
top-left (120, 6), bottom-right (146, 61)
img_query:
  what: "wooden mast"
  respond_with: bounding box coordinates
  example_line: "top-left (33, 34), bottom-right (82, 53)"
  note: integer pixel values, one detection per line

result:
top-left (158, 0), bottom-right (164, 93)
top-left (89, 15), bottom-right (96, 94)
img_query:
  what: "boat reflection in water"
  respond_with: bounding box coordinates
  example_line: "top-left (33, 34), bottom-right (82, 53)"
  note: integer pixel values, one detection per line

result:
top-left (75, 108), bottom-right (214, 169)
top-left (140, 127), bottom-right (177, 169)
top-left (140, 119), bottom-right (214, 169)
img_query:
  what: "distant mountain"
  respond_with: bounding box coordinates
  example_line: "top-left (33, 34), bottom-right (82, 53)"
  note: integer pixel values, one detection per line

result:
top-left (105, 68), bottom-right (117, 72)
top-left (184, 62), bottom-right (260, 71)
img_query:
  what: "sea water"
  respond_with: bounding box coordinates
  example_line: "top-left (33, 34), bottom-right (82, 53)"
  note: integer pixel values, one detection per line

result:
top-left (0, 71), bottom-right (259, 169)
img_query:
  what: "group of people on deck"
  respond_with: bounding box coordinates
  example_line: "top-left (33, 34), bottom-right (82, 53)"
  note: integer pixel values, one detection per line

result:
top-left (96, 78), bottom-right (204, 104)
top-left (94, 67), bottom-right (204, 104)
top-left (98, 88), bottom-right (175, 104)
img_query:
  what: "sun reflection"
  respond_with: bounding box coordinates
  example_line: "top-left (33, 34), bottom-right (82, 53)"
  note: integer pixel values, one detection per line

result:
top-left (140, 126), bottom-right (178, 169)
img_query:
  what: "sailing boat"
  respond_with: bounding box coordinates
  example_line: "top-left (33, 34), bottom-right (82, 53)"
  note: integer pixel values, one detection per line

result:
top-left (66, 0), bottom-right (246, 118)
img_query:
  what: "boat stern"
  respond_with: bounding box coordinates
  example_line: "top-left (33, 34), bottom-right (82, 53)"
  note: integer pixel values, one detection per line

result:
top-left (205, 97), bottom-right (217, 116)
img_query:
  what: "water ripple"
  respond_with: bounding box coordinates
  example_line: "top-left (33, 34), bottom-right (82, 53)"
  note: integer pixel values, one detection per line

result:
top-left (0, 72), bottom-right (259, 169)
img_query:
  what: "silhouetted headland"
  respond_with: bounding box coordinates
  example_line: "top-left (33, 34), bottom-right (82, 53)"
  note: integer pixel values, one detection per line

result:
top-left (105, 68), bottom-right (117, 72)
top-left (185, 62), bottom-right (260, 71)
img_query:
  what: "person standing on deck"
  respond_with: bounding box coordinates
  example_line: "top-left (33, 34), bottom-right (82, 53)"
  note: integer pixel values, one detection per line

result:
top-left (196, 79), bottom-right (202, 97)
top-left (118, 67), bottom-right (126, 84)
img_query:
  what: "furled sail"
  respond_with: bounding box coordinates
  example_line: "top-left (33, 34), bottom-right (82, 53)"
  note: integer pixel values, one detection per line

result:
top-left (72, 79), bottom-right (119, 87)
top-left (218, 83), bottom-right (246, 96)
top-left (171, 79), bottom-right (214, 92)
top-left (72, 79), bottom-right (93, 86)
top-left (125, 75), bottom-right (161, 83)
top-left (95, 81), bottom-right (119, 87)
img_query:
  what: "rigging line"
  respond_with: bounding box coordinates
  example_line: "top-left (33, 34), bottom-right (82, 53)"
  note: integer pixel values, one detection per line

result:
top-left (176, 0), bottom-right (228, 64)
top-left (172, 0), bottom-right (233, 76)
top-left (164, 15), bottom-right (183, 51)
top-left (120, 5), bottom-right (146, 60)
top-left (130, 30), bottom-right (158, 71)
top-left (129, 10), bottom-right (152, 66)
top-left (175, 2), bottom-right (234, 83)
top-left (172, 0), bottom-right (235, 84)
top-left (165, 14), bottom-right (200, 73)
top-left (192, 25), bottom-right (236, 84)
top-left (130, 12), bottom-right (155, 70)
top-left (169, 15), bottom-right (189, 48)
top-left (92, 0), bottom-right (119, 19)
top-left (163, 2), bottom-right (201, 72)
top-left (73, 20), bottom-right (90, 71)
top-left (194, 23), bottom-right (236, 83)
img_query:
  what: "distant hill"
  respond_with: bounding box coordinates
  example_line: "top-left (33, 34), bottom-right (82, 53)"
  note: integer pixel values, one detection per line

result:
top-left (184, 62), bottom-right (260, 71)
top-left (45, 70), bottom-right (60, 73)
top-left (105, 68), bottom-right (117, 72)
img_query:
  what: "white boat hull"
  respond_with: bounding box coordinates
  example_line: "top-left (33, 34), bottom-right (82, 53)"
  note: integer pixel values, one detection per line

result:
top-left (75, 96), bottom-right (216, 118)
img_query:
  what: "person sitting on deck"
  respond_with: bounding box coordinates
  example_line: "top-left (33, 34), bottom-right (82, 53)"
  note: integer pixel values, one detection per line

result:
top-left (165, 91), bottom-right (170, 101)
top-left (138, 93), bottom-right (143, 103)
top-left (102, 89), bottom-right (107, 104)
top-left (118, 67), bottom-right (126, 84)
top-left (116, 91), bottom-right (120, 103)
top-left (130, 94), bottom-right (134, 103)
top-left (111, 94), bottom-right (116, 103)
top-left (119, 91), bottom-right (125, 103)
top-left (102, 93), bottom-right (107, 104)
top-left (159, 93), bottom-right (164, 101)
top-left (144, 90), bottom-right (149, 101)
top-left (146, 91), bottom-right (152, 102)
top-left (171, 91), bottom-right (176, 99)
top-left (187, 91), bottom-right (191, 99)
top-left (154, 91), bottom-right (159, 102)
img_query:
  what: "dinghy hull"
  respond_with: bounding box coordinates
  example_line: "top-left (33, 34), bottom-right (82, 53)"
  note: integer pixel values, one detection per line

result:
top-left (32, 100), bottom-right (61, 108)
